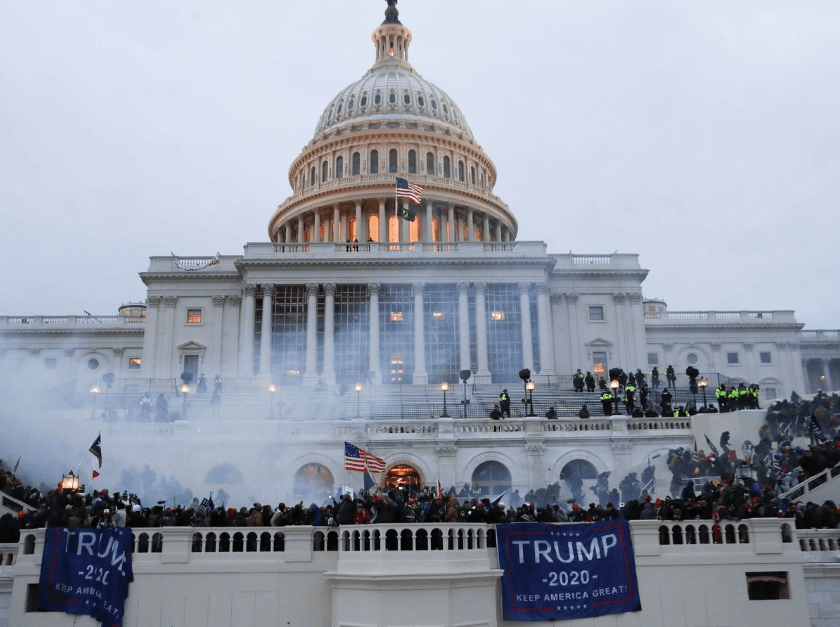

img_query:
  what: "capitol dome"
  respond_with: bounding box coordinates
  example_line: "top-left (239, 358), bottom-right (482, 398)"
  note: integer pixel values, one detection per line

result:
top-left (268, 1), bottom-right (515, 247)
top-left (313, 44), bottom-right (474, 142)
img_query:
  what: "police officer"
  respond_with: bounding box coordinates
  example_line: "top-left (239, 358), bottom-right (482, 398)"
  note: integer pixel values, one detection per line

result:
top-left (499, 389), bottom-right (511, 417)
top-left (715, 384), bottom-right (728, 412)
top-left (599, 390), bottom-right (614, 416)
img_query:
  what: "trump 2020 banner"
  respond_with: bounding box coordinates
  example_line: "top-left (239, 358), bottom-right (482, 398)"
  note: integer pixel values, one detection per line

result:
top-left (38, 527), bottom-right (133, 627)
top-left (496, 521), bottom-right (641, 621)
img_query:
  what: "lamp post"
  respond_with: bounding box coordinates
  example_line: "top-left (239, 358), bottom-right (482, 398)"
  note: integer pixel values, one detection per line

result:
top-left (440, 381), bottom-right (450, 418)
top-left (698, 377), bottom-right (708, 409)
top-left (90, 384), bottom-right (101, 420)
top-left (180, 383), bottom-right (190, 420)
top-left (268, 384), bottom-right (277, 419)
top-left (525, 380), bottom-right (536, 417)
top-left (610, 379), bottom-right (620, 414)
top-left (354, 382), bottom-right (362, 418)
top-left (60, 471), bottom-right (80, 493)
top-left (460, 369), bottom-right (471, 418)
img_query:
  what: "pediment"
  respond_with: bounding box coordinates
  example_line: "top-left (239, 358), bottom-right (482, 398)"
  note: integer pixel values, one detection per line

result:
top-left (585, 337), bottom-right (613, 348)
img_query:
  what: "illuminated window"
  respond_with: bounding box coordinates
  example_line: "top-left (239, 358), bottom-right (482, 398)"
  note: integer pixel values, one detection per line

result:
top-left (490, 311), bottom-right (505, 321)
top-left (390, 312), bottom-right (404, 322)
top-left (187, 309), bottom-right (203, 324)
top-left (128, 358), bottom-right (142, 370)
top-left (368, 214), bottom-right (379, 241)
top-left (589, 306), bottom-right (604, 322)
top-left (350, 218), bottom-right (357, 242)
top-left (432, 312), bottom-right (445, 320)
top-left (593, 352), bottom-right (607, 375)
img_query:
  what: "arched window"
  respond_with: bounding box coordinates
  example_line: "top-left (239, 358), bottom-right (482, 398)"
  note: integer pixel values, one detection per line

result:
top-left (352, 152), bottom-right (361, 175)
top-left (471, 165), bottom-right (476, 185)
top-left (347, 98), bottom-right (354, 111)
top-left (559, 460), bottom-right (598, 482)
top-left (471, 461), bottom-right (512, 496)
top-left (335, 156), bottom-right (344, 179)
top-left (374, 92), bottom-right (382, 106)
top-left (403, 92), bottom-right (411, 105)
top-left (388, 92), bottom-right (397, 105)
top-left (361, 94), bottom-right (368, 108)
top-left (426, 152), bottom-right (435, 175)
top-left (368, 214), bottom-right (379, 241)
top-left (476, 228), bottom-right (482, 242)
top-left (408, 150), bottom-right (417, 173)
top-left (349, 218), bottom-right (357, 242)
top-left (370, 150), bottom-right (379, 174)
top-left (293, 463), bottom-right (334, 500)
top-left (432, 217), bottom-right (439, 243)
top-left (310, 166), bottom-right (316, 187)
top-left (321, 161), bottom-right (328, 182)
top-left (389, 149), bottom-right (398, 173)
top-left (443, 156), bottom-right (451, 178)
top-left (458, 160), bottom-right (465, 181)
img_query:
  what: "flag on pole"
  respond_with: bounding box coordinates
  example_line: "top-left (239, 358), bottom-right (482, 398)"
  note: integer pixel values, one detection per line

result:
top-left (344, 442), bottom-right (385, 473)
top-left (704, 434), bottom-right (720, 458)
top-left (89, 434), bottom-right (102, 468)
top-left (491, 490), bottom-right (508, 507)
top-left (13, 457), bottom-right (20, 473)
top-left (395, 177), bottom-right (422, 204)
top-left (398, 204), bottom-right (416, 222)
top-left (809, 414), bottom-right (827, 443)
top-left (437, 480), bottom-right (444, 499)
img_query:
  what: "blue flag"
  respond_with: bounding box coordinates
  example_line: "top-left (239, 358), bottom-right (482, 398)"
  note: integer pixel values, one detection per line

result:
top-left (89, 434), bottom-right (102, 468)
top-left (39, 527), bottom-right (133, 627)
top-left (496, 521), bottom-right (641, 621)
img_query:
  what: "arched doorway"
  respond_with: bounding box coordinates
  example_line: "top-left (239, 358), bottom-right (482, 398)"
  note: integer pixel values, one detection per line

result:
top-left (559, 459), bottom-right (598, 506)
top-left (383, 464), bottom-right (421, 491)
top-left (471, 461), bottom-right (511, 497)
top-left (293, 463), bottom-right (334, 501)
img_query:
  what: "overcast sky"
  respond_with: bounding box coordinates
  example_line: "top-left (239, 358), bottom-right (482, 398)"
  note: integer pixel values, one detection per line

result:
top-left (2, 1), bottom-right (838, 329)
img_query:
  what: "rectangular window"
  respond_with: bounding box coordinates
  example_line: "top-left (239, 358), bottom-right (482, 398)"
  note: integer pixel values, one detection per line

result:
top-left (45, 358), bottom-right (57, 370)
top-left (759, 351), bottom-right (772, 364)
top-left (763, 387), bottom-right (777, 400)
top-left (727, 352), bottom-right (740, 365)
top-left (746, 571), bottom-right (789, 600)
top-left (186, 308), bottom-right (203, 324)
top-left (647, 353), bottom-right (658, 366)
top-left (128, 357), bottom-right (142, 370)
top-left (589, 306), bottom-right (604, 322)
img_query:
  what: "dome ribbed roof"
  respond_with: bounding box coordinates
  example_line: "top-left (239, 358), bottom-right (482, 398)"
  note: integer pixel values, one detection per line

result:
top-left (314, 67), bottom-right (474, 141)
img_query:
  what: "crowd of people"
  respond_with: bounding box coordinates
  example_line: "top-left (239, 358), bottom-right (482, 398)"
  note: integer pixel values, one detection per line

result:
top-left (2, 391), bottom-right (839, 544)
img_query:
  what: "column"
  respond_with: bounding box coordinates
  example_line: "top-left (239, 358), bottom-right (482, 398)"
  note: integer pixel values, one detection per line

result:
top-left (304, 283), bottom-right (319, 384)
top-left (379, 199), bottom-right (387, 242)
top-left (822, 359), bottom-right (833, 391)
top-left (313, 210), bottom-right (321, 243)
top-left (483, 214), bottom-right (490, 243)
top-left (211, 295), bottom-right (226, 376)
top-left (355, 201), bottom-right (363, 242)
top-left (612, 293), bottom-right (627, 367)
top-left (143, 296), bottom-right (161, 378)
top-left (425, 200), bottom-right (433, 242)
top-left (259, 284), bottom-right (274, 377)
top-left (447, 203), bottom-right (455, 243)
top-left (457, 282), bottom-right (471, 372)
top-left (162, 296), bottom-right (177, 381)
top-left (565, 293), bottom-right (580, 369)
top-left (494, 222), bottom-right (502, 243)
top-left (323, 283), bottom-right (336, 385)
top-left (239, 284), bottom-right (257, 376)
top-left (225, 295), bottom-right (242, 380)
top-left (474, 282), bottom-right (491, 382)
top-left (536, 283), bottom-right (555, 375)
top-left (519, 282), bottom-right (534, 372)
top-left (297, 216), bottom-right (304, 244)
top-left (412, 282), bottom-right (428, 384)
top-left (368, 283), bottom-right (381, 384)
top-left (333, 204), bottom-right (340, 243)
top-left (467, 208), bottom-right (475, 242)
top-left (283, 224), bottom-right (291, 245)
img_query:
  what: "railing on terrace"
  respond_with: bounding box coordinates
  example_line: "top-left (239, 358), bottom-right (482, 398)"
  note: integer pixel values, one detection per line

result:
top-left (266, 241), bottom-right (530, 256)
top-left (644, 310), bottom-right (796, 321)
top-left (14, 520), bottom-right (801, 564)
top-left (800, 330), bottom-right (840, 342)
top-left (0, 315), bottom-right (144, 327)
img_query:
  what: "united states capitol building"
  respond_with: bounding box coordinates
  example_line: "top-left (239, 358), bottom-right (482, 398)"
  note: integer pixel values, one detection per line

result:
top-left (2, 3), bottom-right (840, 626)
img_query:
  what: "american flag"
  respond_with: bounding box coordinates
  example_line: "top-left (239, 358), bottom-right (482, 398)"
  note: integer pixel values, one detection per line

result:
top-left (345, 441), bottom-right (386, 473)
top-left (395, 177), bottom-right (423, 204)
